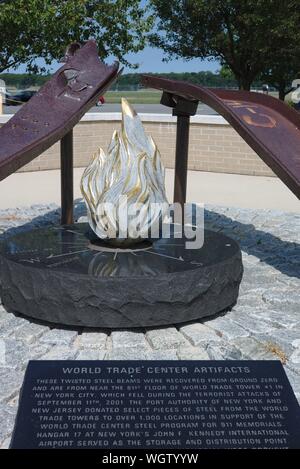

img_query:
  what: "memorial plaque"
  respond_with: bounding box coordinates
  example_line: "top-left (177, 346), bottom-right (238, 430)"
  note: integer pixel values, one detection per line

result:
top-left (10, 360), bottom-right (300, 449)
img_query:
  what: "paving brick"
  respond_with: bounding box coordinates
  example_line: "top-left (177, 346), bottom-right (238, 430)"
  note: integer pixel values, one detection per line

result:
top-left (111, 331), bottom-right (147, 349)
top-left (40, 329), bottom-right (78, 346)
top-left (12, 322), bottom-right (49, 344)
top-left (0, 404), bottom-right (17, 445)
top-left (76, 350), bottom-right (106, 360)
top-left (40, 346), bottom-right (78, 360)
top-left (146, 328), bottom-right (188, 350)
top-left (180, 323), bottom-right (222, 346)
top-left (177, 346), bottom-right (209, 360)
top-left (77, 330), bottom-right (107, 350)
top-left (204, 316), bottom-right (250, 340)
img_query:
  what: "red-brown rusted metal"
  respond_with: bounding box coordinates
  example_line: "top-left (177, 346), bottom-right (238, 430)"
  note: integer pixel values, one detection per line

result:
top-left (0, 40), bottom-right (119, 181)
top-left (142, 75), bottom-right (300, 200)
top-left (60, 130), bottom-right (74, 225)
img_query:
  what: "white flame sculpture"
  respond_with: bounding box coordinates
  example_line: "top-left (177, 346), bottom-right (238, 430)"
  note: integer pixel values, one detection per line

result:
top-left (81, 98), bottom-right (169, 247)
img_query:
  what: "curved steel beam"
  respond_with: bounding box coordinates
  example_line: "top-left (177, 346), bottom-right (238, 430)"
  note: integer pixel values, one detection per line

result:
top-left (142, 75), bottom-right (300, 199)
top-left (0, 40), bottom-right (119, 181)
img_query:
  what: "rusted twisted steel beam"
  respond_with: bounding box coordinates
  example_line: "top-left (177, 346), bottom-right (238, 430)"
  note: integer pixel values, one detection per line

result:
top-left (142, 75), bottom-right (300, 200)
top-left (0, 40), bottom-right (119, 181)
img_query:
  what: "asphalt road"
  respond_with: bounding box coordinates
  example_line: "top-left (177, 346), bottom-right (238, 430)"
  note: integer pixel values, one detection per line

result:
top-left (3, 102), bottom-right (217, 115)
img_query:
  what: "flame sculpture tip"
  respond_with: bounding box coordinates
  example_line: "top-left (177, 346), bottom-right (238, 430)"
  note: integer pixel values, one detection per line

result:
top-left (121, 97), bottom-right (136, 118)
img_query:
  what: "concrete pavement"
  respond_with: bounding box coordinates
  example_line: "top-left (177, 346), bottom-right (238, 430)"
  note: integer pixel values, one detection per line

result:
top-left (0, 168), bottom-right (299, 212)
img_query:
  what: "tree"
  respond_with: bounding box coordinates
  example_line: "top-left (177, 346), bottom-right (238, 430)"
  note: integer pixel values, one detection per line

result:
top-left (0, 0), bottom-right (153, 74)
top-left (149, 0), bottom-right (300, 92)
top-left (219, 65), bottom-right (234, 81)
top-left (261, 53), bottom-right (300, 101)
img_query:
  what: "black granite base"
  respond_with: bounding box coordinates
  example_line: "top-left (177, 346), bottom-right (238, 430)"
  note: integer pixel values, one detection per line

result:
top-left (0, 224), bottom-right (243, 328)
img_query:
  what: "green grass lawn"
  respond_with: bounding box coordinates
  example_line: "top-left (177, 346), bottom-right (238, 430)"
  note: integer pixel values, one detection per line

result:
top-left (105, 90), bottom-right (162, 104)
top-left (104, 89), bottom-right (279, 104)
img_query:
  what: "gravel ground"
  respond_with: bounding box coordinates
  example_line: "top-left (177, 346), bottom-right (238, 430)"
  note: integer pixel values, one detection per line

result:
top-left (0, 201), bottom-right (299, 448)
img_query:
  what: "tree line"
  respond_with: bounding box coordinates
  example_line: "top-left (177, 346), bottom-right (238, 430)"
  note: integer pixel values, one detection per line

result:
top-left (1, 70), bottom-right (269, 92)
top-left (112, 71), bottom-right (241, 90)
top-left (0, 1), bottom-right (299, 99)
top-left (0, 73), bottom-right (50, 89)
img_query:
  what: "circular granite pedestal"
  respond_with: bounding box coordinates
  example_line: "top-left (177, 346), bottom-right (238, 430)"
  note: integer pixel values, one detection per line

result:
top-left (0, 224), bottom-right (243, 328)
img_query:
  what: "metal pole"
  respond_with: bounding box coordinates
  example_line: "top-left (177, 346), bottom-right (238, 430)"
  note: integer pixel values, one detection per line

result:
top-left (60, 130), bottom-right (74, 225)
top-left (173, 114), bottom-right (190, 207)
